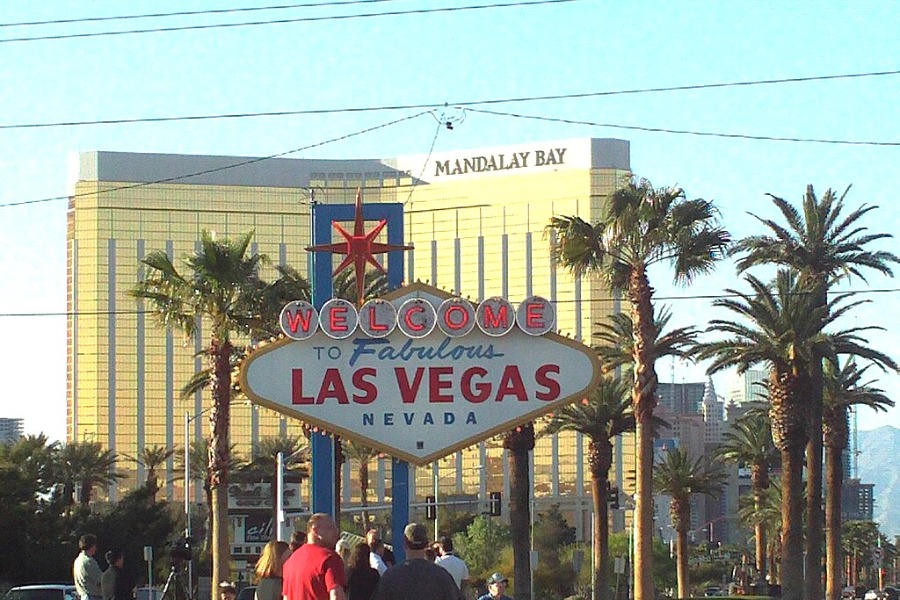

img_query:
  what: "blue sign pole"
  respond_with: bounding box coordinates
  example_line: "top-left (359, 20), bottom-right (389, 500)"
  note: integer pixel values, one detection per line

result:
top-left (308, 201), bottom-right (410, 539)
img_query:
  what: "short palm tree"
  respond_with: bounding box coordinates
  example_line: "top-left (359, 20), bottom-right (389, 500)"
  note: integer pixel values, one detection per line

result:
top-left (548, 176), bottom-right (730, 600)
top-left (541, 375), bottom-right (634, 600)
top-left (132, 230), bottom-right (310, 597)
top-left (342, 440), bottom-right (381, 530)
top-left (123, 445), bottom-right (176, 500)
top-left (696, 270), bottom-right (894, 600)
top-left (58, 440), bottom-right (123, 507)
top-left (238, 435), bottom-right (308, 527)
top-left (738, 480), bottom-right (783, 584)
top-left (653, 447), bottom-right (726, 600)
top-left (732, 184), bottom-right (899, 600)
top-left (714, 411), bottom-right (777, 582)
top-left (823, 361), bottom-right (894, 600)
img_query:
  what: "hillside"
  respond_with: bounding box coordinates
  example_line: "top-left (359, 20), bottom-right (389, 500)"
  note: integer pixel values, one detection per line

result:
top-left (857, 426), bottom-right (900, 536)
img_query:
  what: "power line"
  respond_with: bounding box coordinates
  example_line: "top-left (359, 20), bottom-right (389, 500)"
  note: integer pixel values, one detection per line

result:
top-left (0, 111), bottom-right (435, 209)
top-left (0, 0), bottom-right (402, 28)
top-left (461, 107), bottom-right (900, 146)
top-left (0, 0), bottom-right (580, 43)
top-left (3, 68), bottom-right (898, 130)
top-left (4, 288), bottom-right (899, 318)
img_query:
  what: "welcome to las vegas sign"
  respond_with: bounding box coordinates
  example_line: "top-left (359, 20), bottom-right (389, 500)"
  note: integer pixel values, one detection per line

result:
top-left (238, 282), bottom-right (601, 465)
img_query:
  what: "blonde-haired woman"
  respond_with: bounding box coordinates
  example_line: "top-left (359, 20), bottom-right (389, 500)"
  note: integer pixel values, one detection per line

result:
top-left (255, 540), bottom-right (291, 600)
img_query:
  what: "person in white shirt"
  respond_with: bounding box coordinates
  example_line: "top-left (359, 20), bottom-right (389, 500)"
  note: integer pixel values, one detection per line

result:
top-left (73, 534), bottom-right (103, 600)
top-left (365, 531), bottom-right (388, 576)
top-left (434, 536), bottom-right (469, 593)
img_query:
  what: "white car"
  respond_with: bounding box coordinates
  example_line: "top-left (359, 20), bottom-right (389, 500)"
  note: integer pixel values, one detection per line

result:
top-left (4, 585), bottom-right (79, 600)
top-left (865, 590), bottom-right (888, 600)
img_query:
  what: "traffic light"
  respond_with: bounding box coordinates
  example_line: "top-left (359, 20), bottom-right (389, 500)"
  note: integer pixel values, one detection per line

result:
top-left (489, 491), bottom-right (502, 516)
top-left (608, 485), bottom-right (620, 509)
top-left (425, 495), bottom-right (436, 521)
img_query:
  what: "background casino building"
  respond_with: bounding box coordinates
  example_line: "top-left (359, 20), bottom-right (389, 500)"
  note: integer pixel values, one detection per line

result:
top-left (66, 137), bottom-right (632, 540)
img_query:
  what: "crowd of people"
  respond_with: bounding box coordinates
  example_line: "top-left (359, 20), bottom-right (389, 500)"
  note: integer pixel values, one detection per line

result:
top-left (73, 516), bottom-right (512, 600)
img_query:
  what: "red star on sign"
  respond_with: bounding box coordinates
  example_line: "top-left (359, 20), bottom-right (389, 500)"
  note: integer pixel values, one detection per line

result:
top-left (306, 188), bottom-right (412, 304)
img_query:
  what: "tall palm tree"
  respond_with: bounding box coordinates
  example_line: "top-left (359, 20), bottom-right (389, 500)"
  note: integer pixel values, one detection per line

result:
top-left (696, 270), bottom-right (894, 600)
top-left (123, 445), bottom-right (176, 500)
top-left (653, 447), bottom-right (726, 600)
top-left (714, 411), bottom-right (777, 583)
top-left (342, 440), bottom-right (381, 529)
top-left (502, 422), bottom-right (535, 600)
top-left (132, 230), bottom-right (310, 597)
top-left (541, 376), bottom-right (634, 600)
top-left (823, 362), bottom-right (895, 600)
top-left (549, 176), bottom-right (730, 600)
top-left (58, 440), bottom-right (123, 507)
top-left (731, 185), bottom-right (899, 600)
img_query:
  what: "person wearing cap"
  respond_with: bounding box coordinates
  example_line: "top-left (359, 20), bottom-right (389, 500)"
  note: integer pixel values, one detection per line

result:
top-left (371, 523), bottom-right (463, 600)
top-left (283, 513), bottom-right (348, 600)
top-left (477, 573), bottom-right (513, 600)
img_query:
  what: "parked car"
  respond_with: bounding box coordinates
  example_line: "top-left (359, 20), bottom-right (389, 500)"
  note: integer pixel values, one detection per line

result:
top-left (865, 590), bottom-right (888, 600)
top-left (703, 586), bottom-right (723, 597)
top-left (883, 588), bottom-right (900, 600)
top-left (4, 585), bottom-right (78, 600)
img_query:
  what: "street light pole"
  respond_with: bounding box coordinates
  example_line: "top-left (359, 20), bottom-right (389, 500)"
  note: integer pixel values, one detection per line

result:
top-left (277, 452), bottom-right (285, 541)
top-left (184, 411), bottom-right (193, 599)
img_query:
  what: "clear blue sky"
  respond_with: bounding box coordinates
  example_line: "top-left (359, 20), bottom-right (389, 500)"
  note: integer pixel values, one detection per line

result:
top-left (1, 0), bottom-right (898, 442)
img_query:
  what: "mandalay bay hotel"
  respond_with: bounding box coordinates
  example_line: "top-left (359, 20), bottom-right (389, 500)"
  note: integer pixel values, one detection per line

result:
top-left (67, 137), bottom-right (633, 541)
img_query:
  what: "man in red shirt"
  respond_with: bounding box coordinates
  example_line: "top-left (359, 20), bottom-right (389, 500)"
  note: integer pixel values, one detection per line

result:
top-left (283, 513), bottom-right (348, 600)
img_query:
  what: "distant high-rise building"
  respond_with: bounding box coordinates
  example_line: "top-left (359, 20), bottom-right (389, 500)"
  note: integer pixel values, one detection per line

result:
top-left (727, 369), bottom-right (767, 406)
top-left (657, 382), bottom-right (706, 414)
top-left (842, 478), bottom-right (875, 521)
top-left (701, 378), bottom-right (724, 444)
top-left (0, 418), bottom-right (24, 444)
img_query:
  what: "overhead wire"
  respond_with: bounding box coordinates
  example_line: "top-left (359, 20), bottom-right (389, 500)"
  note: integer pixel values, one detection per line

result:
top-left (3, 287), bottom-right (899, 318)
top-left (0, 0), bottom-right (403, 28)
top-left (2, 68), bottom-right (898, 130)
top-left (0, 0), bottom-right (581, 43)
top-left (0, 111), bottom-right (435, 208)
top-left (459, 107), bottom-right (900, 147)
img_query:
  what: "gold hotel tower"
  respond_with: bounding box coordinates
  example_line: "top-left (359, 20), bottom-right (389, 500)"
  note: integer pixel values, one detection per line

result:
top-left (67, 137), bottom-right (634, 538)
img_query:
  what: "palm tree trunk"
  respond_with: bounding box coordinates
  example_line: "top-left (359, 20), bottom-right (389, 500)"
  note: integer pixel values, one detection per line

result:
top-left (806, 391), bottom-right (824, 600)
top-left (360, 460), bottom-right (371, 531)
top-left (676, 526), bottom-right (689, 600)
top-left (506, 425), bottom-right (534, 600)
top-left (209, 338), bottom-right (233, 600)
top-left (590, 474), bottom-right (611, 600)
top-left (755, 520), bottom-right (767, 587)
top-left (780, 445), bottom-right (805, 600)
top-left (630, 267), bottom-right (657, 600)
top-left (825, 443), bottom-right (844, 600)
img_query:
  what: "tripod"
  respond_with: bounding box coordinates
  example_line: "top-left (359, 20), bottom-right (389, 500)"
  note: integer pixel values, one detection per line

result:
top-left (160, 563), bottom-right (190, 600)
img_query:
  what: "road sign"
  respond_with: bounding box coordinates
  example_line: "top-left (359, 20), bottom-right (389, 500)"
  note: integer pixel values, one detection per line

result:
top-left (241, 282), bottom-right (600, 465)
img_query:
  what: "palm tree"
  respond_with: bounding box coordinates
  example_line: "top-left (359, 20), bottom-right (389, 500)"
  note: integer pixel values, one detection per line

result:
top-left (176, 439), bottom-right (245, 555)
top-left (696, 270), bottom-right (894, 600)
top-left (549, 176), bottom-right (730, 600)
top-left (58, 440), bottom-right (122, 507)
top-left (342, 440), bottom-right (381, 529)
top-left (123, 445), bottom-right (176, 500)
top-left (238, 435), bottom-right (308, 527)
top-left (502, 422), bottom-right (535, 600)
top-left (823, 361), bottom-right (895, 600)
top-left (738, 480), bottom-right (783, 585)
top-left (132, 230), bottom-right (310, 597)
top-left (541, 376), bottom-right (634, 600)
top-left (731, 184), bottom-right (899, 600)
top-left (714, 411), bottom-right (777, 583)
top-left (653, 447), bottom-right (726, 600)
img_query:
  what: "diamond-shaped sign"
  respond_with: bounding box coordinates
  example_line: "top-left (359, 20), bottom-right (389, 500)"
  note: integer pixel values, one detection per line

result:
top-left (239, 283), bottom-right (600, 465)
